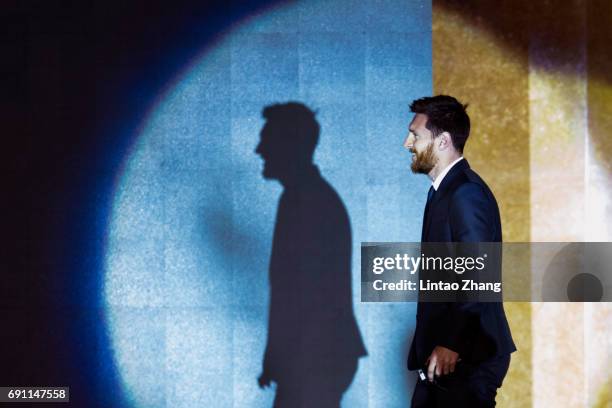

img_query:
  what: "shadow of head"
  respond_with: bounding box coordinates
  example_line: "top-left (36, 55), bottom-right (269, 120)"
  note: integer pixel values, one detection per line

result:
top-left (255, 102), bottom-right (319, 181)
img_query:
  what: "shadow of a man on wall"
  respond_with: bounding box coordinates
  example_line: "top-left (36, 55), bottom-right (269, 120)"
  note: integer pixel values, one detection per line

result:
top-left (255, 102), bottom-right (367, 408)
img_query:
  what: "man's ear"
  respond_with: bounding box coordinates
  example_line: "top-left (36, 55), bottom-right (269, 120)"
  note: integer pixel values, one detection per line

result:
top-left (438, 131), bottom-right (452, 150)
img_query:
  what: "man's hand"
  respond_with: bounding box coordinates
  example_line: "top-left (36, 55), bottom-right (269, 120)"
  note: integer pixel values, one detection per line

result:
top-left (257, 371), bottom-right (272, 389)
top-left (259, 348), bottom-right (274, 389)
top-left (426, 346), bottom-right (460, 382)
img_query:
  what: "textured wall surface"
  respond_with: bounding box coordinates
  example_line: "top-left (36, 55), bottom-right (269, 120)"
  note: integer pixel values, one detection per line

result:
top-left (105, 1), bottom-right (432, 407)
top-left (104, 0), bottom-right (612, 406)
top-left (433, 0), bottom-right (612, 407)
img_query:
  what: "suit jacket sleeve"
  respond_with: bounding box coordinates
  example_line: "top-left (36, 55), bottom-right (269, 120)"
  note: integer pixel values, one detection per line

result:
top-left (439, 182), bottom-right (495, 353)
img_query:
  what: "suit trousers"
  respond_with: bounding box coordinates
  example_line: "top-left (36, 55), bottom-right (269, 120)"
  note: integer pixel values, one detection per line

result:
top-left (411, 354), bottom-right (511, 408)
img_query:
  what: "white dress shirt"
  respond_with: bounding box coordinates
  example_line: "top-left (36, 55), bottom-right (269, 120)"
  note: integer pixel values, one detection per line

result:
top-left (432, 156), bottom-right (464, 191)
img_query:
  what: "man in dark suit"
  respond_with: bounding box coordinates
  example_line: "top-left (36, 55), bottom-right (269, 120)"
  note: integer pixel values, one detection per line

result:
top-left (403, 95), bottom-right (516, 407)
top-left (256, 102), bottom-right (367, 407)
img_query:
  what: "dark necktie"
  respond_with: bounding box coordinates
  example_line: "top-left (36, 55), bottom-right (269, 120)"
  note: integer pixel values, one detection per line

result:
top-left (421, 186), bottom-right (436, 242)
top-left (426, 186), bottom-right (436, 205)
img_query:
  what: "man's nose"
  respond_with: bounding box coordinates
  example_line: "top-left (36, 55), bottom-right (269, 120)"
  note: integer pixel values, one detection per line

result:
top-left (403, 134), bottom-right (414, 150)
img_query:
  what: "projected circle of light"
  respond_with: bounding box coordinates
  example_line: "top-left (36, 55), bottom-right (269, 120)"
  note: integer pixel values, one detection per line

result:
top-left (104, 1), bottom-right (431, 406)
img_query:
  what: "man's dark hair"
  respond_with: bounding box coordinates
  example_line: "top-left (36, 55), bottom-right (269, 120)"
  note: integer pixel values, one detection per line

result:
top-left (262, 102), bottom-right (320, 160)
top-left (409, 95), bottom-right (470, 153)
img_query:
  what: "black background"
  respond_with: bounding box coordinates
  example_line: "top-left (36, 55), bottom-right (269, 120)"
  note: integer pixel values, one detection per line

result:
top-left (2, 1), bottom-right (274, 406)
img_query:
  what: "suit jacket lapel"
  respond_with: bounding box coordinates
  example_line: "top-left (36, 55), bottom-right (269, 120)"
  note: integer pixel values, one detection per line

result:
top-left (421, 159), bottom-right (470, 241)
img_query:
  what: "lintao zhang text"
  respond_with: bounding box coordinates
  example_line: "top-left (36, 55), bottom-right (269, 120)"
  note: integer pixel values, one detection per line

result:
top-left (372, 279), bottom-right (502, 293)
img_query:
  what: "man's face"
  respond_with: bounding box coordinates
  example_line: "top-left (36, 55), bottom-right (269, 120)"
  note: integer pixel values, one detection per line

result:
top-left (255, 122), bottom-right (290, 180)
top-left (404, 113), bottom-right (437, 174)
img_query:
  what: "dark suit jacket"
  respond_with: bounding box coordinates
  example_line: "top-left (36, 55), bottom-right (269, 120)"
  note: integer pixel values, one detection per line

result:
top-left (407, 159), bottom-right (516, 370)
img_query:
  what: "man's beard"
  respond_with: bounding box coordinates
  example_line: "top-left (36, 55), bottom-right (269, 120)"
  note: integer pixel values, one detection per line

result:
top-left (410, 142), bottom-right (437, 174)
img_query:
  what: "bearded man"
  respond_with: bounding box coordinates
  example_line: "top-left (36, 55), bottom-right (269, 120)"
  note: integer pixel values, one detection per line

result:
top-left (403, 95), bottom-right (516, 407)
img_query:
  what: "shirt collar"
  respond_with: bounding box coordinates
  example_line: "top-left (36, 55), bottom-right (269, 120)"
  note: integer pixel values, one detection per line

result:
top-left (432, 156), bottom-right (464, 191)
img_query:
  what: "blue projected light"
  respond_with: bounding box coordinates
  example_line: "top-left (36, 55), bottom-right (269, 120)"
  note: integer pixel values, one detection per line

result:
top-left (104, 1), bottom-right (432, 406)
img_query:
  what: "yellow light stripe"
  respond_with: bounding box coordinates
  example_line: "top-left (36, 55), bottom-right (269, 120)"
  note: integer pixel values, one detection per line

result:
top-left (432, 3), bottom-right (531, 406)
